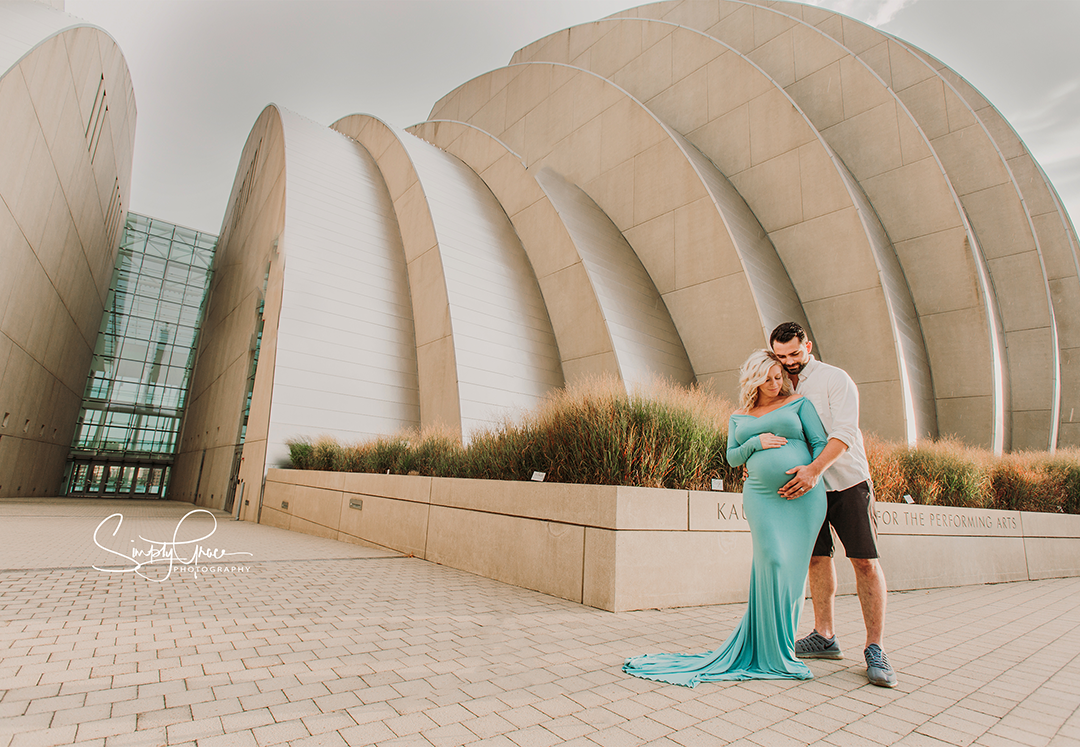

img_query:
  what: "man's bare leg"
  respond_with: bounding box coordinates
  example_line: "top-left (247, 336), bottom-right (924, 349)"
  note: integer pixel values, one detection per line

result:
top-left (851, 557), bottom-right (887, 648)
top-left (796, 555), bottom-right (842, 659)
top-left (808, 555), bottom-right (837, 638)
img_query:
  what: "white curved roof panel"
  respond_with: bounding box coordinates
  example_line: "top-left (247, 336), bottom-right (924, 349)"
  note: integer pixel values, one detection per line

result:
top-left (0, 1), bottom-right (95, 79)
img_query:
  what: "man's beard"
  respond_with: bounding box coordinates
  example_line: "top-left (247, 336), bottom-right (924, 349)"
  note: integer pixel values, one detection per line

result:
top-left (783, 360), bottom-right (807, 376)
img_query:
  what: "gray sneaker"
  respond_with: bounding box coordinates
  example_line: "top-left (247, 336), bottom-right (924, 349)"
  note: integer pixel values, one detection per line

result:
top-left (864, 644), bottom-right (898, 687)
top-left (795, 631), bottom-right (843, 659)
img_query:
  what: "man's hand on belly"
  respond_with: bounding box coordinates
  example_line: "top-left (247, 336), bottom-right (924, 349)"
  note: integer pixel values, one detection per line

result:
top-left (778, 464), bottom-right (819, 500)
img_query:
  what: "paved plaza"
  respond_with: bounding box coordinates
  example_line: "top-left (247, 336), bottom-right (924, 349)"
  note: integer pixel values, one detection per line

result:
top-left (1, 499), bottom-right (1078, 747)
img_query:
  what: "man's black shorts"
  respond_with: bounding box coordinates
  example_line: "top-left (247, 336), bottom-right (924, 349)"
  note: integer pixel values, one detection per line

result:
top-left (811, 480), bottom-right (879, 559)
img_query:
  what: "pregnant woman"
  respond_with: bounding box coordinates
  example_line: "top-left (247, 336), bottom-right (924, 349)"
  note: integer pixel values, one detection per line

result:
top-left (623, 349), bottom-right (828, 687)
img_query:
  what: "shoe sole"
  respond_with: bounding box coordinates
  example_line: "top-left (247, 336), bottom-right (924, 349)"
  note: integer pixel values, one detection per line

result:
top-left (868, 676), bottom-right (898, 688)
top-left (796, 651), bottom-right (843, 660)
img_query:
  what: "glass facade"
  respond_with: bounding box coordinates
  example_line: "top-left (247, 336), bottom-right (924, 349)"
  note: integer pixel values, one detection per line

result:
top-left (65, 212), bottom-right (217, 497)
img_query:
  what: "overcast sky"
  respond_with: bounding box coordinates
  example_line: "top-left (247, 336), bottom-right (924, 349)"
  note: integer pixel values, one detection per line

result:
top-left (63, 0), bottom-right (1080, 240)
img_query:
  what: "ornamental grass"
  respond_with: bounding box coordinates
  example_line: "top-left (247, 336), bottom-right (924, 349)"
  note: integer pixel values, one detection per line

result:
top-left (865, 436), bottom-right (1080, 513)
top-left (288, 377), bottom-right (741, 492)
top-left (287, 379), bottom-right (1080, 514)
top-left (865, 436), bottom-right (990, 508)
top-left (288, 429), bottom-right (462, 477)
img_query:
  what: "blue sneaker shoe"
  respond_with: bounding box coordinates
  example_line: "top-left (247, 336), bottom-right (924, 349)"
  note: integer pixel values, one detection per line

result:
top-left (864, 644), bottom-right (898, 687)
top-left (795, 631), bottom-right (842, 659)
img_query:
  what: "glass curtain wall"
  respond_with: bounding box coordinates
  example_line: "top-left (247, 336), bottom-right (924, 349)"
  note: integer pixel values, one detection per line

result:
top-left (65, 213), bottom-right (217, 497)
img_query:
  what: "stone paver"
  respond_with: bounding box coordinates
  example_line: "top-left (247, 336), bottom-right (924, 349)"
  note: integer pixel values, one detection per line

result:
top-left (1, 498), bottom-right (1079, 746)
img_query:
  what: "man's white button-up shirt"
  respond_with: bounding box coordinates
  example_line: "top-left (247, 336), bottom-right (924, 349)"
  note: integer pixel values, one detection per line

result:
top-left (794, 356), bottom-right (872, 492)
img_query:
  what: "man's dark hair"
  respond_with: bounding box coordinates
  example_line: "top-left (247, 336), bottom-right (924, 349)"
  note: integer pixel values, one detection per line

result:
top-left (769, 322), bottom-right (807, 346)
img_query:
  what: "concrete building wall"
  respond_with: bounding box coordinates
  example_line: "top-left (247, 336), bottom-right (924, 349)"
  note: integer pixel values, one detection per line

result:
top-left (169, 106), bottom-right (287, 509)
top-left (0, 3), bottom-right (135, 497)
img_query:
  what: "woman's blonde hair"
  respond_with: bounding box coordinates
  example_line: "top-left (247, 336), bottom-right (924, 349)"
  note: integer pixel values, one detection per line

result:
top-left (738, 349), bottom-right (792, 410)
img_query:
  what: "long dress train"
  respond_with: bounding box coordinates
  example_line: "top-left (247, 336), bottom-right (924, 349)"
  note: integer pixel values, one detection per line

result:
top-left (623, 397), bottom-right (829, 687)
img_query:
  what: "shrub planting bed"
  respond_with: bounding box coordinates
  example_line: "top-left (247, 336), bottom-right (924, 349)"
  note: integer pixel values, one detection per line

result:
top-left (287, 379), bottom-right (1080, 515)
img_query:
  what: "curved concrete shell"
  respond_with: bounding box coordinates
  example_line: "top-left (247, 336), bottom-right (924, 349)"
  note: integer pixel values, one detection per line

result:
top-left (173, 0), bottom-right (1080, 511)
top-left (171, 106), bottom-right (422, 508)
top-left (332, 114), bottom-right (564, 437)
top-left (509, 17), bottom-right (936, 443)
top-left (0, 2), bottom-right (135, 497)
top-left (429, 62), bottom-right (813, 398)
top-left (532, 166), bottom-right (694, 387)
top-left (602, 0), bottom-right (1066, 450)
top-left (404, 120), bottom-right (627, 384)
top-left (407, 119), bottom-right (695, 388)
top-left (762, 0), bottom-right (1079, 449)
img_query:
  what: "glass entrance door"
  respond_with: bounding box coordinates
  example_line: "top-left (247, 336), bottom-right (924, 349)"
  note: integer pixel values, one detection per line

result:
top-left (64, 459), bottom-right (170, 498)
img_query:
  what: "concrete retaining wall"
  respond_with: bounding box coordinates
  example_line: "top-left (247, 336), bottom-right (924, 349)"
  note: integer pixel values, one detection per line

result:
top-left (260, 469), bottom-right (1080, 612)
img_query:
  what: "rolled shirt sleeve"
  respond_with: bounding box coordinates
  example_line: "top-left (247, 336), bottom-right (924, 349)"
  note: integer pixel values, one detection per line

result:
top-left (795, 357), bottom-right (872, 492)
top-left (825, 367), bottom-right (860, 450)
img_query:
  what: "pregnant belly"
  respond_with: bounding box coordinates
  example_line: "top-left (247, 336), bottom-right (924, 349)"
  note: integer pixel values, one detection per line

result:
top-left (745, 441), bottom-right (814, 495)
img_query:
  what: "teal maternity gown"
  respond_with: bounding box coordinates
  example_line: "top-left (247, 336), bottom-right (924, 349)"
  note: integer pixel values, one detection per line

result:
top-left (623, 396), bottom-right (829, 687)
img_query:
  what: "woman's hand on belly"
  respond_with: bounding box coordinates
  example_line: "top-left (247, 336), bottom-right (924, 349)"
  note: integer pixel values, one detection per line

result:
top-left (758, 432), bottom-right (788, 449)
